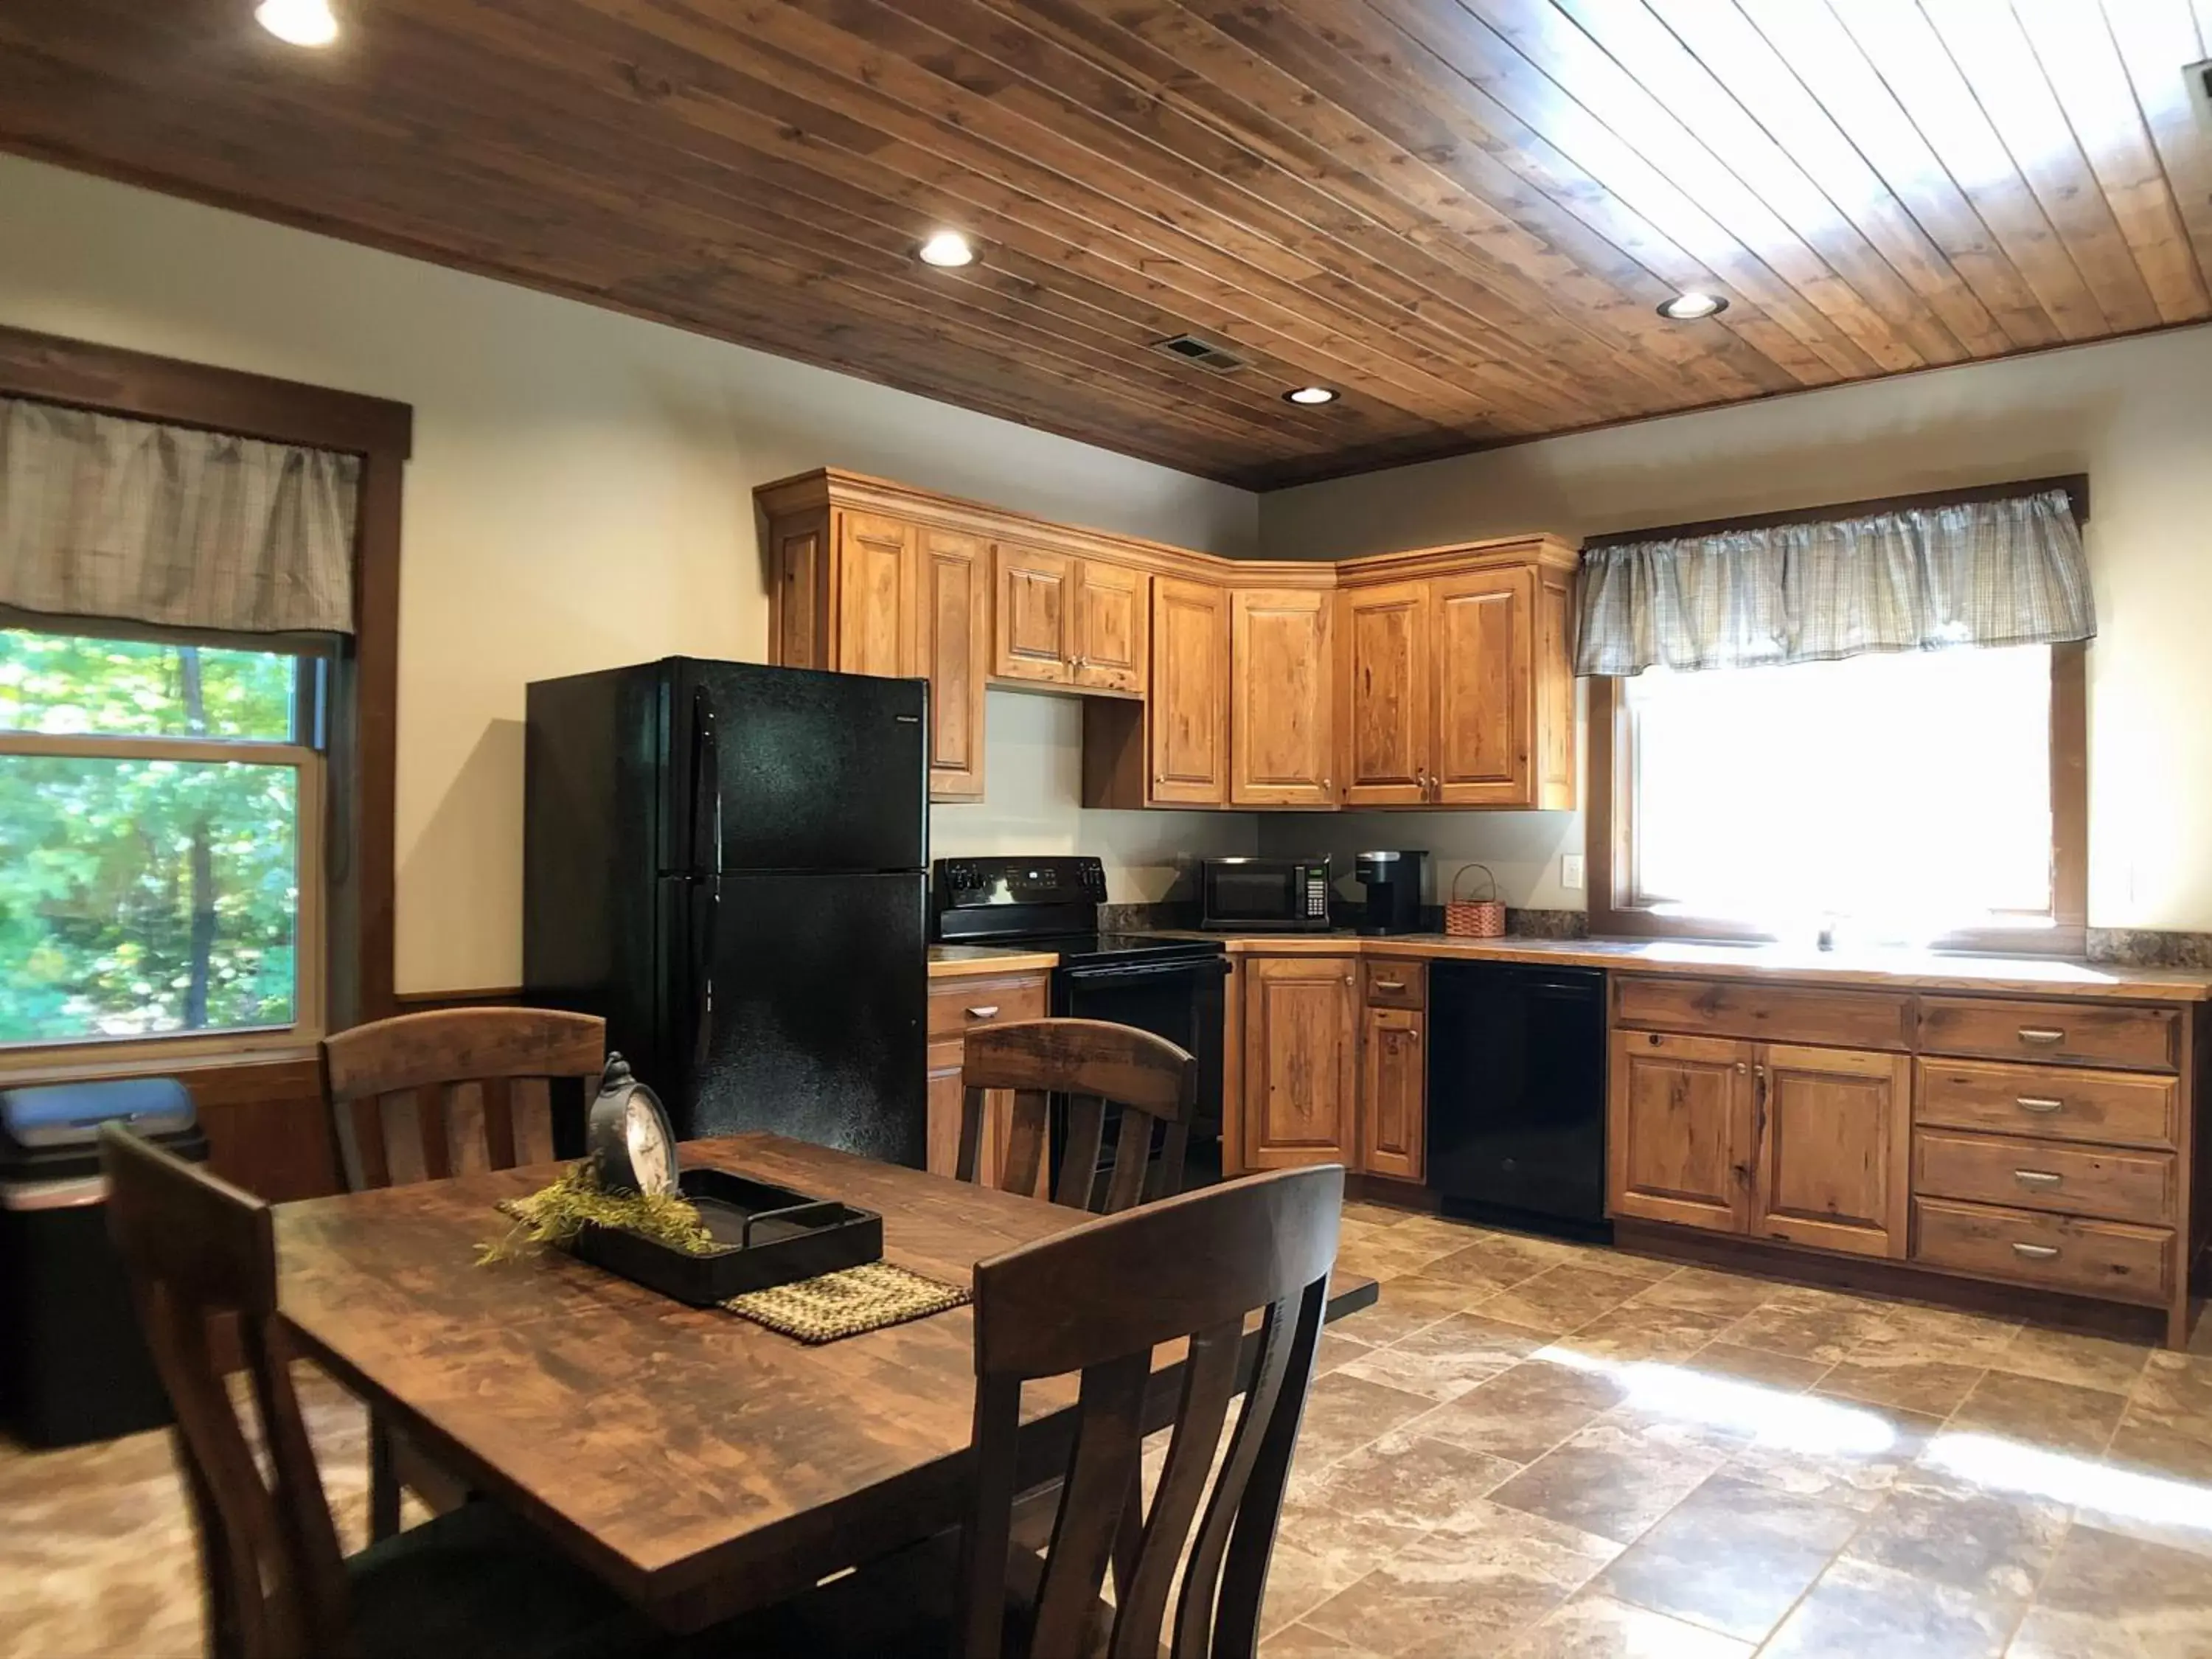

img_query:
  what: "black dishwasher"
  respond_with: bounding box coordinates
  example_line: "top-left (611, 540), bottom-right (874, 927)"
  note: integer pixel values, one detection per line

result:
top-left (1428, 961), bottom-right (1609, 1238)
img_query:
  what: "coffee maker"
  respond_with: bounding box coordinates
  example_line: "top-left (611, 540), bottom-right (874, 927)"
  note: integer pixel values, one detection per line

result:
top-left (1354, 850), bottom-right (1427, 936)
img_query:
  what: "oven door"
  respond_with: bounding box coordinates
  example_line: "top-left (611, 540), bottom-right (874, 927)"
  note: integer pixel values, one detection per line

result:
top-left (1052, 956), bottom-right (1230, 1200)
top-left (1203, 860), bottom-right (1323, 930)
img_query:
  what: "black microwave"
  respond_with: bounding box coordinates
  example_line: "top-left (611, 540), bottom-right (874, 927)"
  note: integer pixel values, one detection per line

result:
top-left (1200, 857), bottom-right (1334, 932)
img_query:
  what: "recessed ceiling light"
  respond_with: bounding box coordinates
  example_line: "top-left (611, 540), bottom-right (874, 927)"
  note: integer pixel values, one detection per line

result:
top-left (1658, 291), bottom-right (1728, 321)
top-left (255, 0), bottom-right (338, 46)
top-left (1284, 386), bottom-right (1339, 406)
top-left (917, 231), bottom-right (977, 269)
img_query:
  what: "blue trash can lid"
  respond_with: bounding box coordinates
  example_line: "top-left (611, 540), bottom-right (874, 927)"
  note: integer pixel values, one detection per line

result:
top-left (0, 1077), bottom-right (204, 1184)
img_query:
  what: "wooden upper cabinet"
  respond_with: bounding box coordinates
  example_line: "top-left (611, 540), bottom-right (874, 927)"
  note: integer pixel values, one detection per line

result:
top-left (1242, 956), bottom-right (1359, 1170)
top-left (1147, 577), bottom-right (1229, 806)
top-left (993, 541), bottom-right (1073, 685)
top-left (834, 510), bottom-right (919, 681)
top-left (917, 527), bottom-right (988, 800)
top-left (1432, 567), bottom-right (1531, 806)
top-left (1071, 559), bottom-right (1149, 695)
top-left (1340, 580), bottom-right (1430, 807)
top-left (1608, 1030), bottom-right (1754, 1234)
top-left (1231, 588), bottom-right (1336, 807)
top-left (1750, 1044), bottom-right (1910, 1259)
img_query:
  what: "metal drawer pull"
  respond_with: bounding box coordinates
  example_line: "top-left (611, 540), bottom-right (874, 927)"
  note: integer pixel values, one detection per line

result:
top-left (2017, 1026), bottom-right (2065, 1045)
top-left (1374, 978), bottom-right (1408, 992)
top-left (2011, 1242), bottom-right (2061, 1261)
top-left (2015, 1096), bottom-right (2065, 1113)
top-left (964, 1005), bottom-right (1000, 1020)
top-left (2013, 1169), bottom-right (2064, 1189)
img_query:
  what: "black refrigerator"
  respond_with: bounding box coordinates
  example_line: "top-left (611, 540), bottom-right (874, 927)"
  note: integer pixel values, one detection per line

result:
top-left (523, 658), bottom-right (928, 1164)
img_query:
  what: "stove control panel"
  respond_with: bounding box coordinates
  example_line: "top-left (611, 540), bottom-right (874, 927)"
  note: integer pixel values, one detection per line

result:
top-left (934, 855), bottom-right (1107, 909)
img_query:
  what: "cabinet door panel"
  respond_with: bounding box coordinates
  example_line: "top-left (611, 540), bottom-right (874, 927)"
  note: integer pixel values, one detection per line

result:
top-left (835, 511), bottom-right (917, 679)
top-left (1607, 1030), bottom-right (1753, 1233)
top-left (1340, 581), bottom-right (1430, 807)
top-left (918, 528), bottom-right (987, 800)
top-left (1752, 1044), bottom-right (1909, 1258)
top-left (1149, 577), bottom-right (1229, 805)
top-left (1433, 569), bottom-right (1531, 806)
top-left (1360, 1005), bottom-right (1425, 1181)
top-left (1071, 560), bottom-right (1149, 694)
top-left (1243, 956), bottom-right (1357, 1169)
top-left (769, 509), bottom-right (830, 670)
top-left (994, 543), bottom-right (1072, 684)
top-left (1231, 588), bottom-right (1336, 807)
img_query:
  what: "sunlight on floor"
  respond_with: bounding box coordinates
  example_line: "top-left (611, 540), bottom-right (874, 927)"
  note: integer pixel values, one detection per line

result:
top-left (1537, 1342), bottom-right (1901, 1456)
top-left (1924, 1431), bottom-right (2212, 1536)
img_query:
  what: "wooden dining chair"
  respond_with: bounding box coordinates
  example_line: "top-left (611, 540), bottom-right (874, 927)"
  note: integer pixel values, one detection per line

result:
top-left (714, 1164), bottom-right (1344, 1659)
top-left (97, 1123), bottom-right (664, 1659)
top-left (956, 1018), bottom-right (1198, 1214)
top-left (321, 1006), bottom-right (605, 1538)
top-left (321, 1006), bottom-right (605, 1192)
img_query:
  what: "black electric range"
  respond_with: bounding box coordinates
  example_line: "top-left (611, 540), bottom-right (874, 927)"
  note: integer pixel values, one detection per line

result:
top-left (931, 855), bottom-right (1229, 1192)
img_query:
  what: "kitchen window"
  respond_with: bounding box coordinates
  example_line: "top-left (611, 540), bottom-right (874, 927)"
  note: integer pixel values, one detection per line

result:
top-left (1582, 481), bottom-right (2091, 953)
top-left (0, 625), bottom-right (327, 1054)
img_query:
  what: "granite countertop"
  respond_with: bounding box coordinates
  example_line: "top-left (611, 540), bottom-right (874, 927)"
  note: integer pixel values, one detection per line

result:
top-left (1144, 930), bottom-right (2212, 1003)
top-left (925, 944), bottom-right (1061, 978)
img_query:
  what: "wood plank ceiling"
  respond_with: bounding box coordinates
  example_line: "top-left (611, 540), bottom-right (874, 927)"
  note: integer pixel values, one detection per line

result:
top-left (3, 2), bottom-right (2211, 488)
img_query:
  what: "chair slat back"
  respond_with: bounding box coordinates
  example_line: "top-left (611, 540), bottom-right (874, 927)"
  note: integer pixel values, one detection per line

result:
top-left (99, 1124), bottom-right (352, 1659)
top-left (959, 1165), bottom-right (1343, 1659)
top-left (321, 1008), bottom-right (602, 1191)
top-left (957, 1020), bottom-right (1197, 1214)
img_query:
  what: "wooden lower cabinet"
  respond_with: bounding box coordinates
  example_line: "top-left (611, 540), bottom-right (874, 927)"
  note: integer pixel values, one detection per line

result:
top-left (1241, 956), bottom-right (1358, 1169)
top-left (1608, 1031), bottom-right (1754, 1234)
top-left (1751, 1043), bottom-right (1910, 1258)
top-left (1610, 1032), bottom-right (1908, 1256)
top-left (1360, 1005), bottom-right (1425, 1180)
top-left (924, 972), bottom-right (1048, 1197)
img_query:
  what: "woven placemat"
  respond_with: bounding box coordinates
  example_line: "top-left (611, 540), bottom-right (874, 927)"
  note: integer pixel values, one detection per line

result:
top-left (721, 1261), bottom-right (971, 1344)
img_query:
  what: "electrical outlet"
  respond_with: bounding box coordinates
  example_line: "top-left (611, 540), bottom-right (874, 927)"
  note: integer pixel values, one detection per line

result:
top-left (1561, 854), bottom-right (1586, 891)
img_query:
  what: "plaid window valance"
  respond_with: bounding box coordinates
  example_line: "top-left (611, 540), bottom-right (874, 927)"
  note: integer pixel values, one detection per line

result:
top-left (0, 395), bottom-right (359, 635)
top-left (1573, 487), bottom-right (2094, 678)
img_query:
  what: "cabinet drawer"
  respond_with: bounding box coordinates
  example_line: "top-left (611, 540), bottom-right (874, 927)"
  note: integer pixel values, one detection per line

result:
top-left (1363, 960), bottom-right (1427, 1009)
top-left (1913, 1130), bottom-right (2176, 1225)
top-left (1613, 975), bottom-right (1910, 1051)
top-left (1916, 997), bottom-right (2178, 1074)
top-left (926, 975), bottom-right (1048, 1040)
top-left (1913, 1197), bottom-right (2172, 1306)
top-left (1916, 1058), bottom-right (2177, 1150)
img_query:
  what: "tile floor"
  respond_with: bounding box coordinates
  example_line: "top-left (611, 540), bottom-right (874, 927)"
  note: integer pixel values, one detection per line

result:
top-left (3, 1200), bottom-right (2208, 1658)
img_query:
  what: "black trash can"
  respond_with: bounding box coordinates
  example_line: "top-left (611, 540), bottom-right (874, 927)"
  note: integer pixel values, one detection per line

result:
top-left (0, 1077), bottom-right (209, 1449)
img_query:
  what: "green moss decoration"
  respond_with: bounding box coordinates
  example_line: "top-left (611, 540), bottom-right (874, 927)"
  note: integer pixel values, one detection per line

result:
top-left (479, 1161), bottom-right (716, 1264)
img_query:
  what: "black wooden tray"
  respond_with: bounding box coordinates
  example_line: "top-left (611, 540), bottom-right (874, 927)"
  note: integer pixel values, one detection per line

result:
top-left (569, 1168), bottom-right (883, 1307)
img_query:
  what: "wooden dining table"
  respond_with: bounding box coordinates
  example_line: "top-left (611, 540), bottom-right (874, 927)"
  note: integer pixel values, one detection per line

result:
top-left (274, 1133), bottom-right (1377, 1635)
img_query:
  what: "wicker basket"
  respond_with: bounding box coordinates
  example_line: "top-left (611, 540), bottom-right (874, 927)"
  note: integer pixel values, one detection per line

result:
top-left (1444, 864), bottom-right (1506, 939)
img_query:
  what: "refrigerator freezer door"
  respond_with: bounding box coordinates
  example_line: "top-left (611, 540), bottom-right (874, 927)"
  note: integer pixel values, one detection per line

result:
top-left (659, 871), bottom-right (927, 1165)
top-left (667, 659), bottom-right (927, 876)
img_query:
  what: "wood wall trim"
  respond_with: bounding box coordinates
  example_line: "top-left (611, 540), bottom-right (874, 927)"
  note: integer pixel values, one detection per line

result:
top-left (392, 986), bottom-right (526, 1012)
top-left (0, 324), bottom-right (410, 1027)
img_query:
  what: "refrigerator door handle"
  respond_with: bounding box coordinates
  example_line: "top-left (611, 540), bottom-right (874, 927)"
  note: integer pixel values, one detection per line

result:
top-left (690, 686), bottom-right (724, 876)
top-left (689, 878), bottom-right (719, 1074)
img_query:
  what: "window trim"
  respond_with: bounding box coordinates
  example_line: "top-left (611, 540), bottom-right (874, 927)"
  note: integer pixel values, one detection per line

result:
top-left (1588, 641), bottom-right (2087, 958)
top-left (0, 324), bottom-right (411, 1057)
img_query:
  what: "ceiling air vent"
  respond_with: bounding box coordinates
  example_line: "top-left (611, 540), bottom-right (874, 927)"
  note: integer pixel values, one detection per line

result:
top-left (1152, 333), bottom-right (1249, 373)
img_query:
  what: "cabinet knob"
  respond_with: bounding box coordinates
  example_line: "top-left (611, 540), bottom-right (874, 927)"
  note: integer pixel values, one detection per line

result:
top-left (1735, 1061), bottom-right (1747, 1074)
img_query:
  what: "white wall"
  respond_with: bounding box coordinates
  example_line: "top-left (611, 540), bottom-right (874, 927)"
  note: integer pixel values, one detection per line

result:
top-left (1262, 324), bottom-right (2212, 930)
top-left (0, 156), bottom-right (1259, 991)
